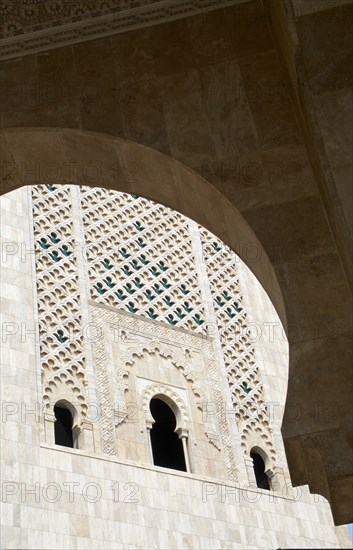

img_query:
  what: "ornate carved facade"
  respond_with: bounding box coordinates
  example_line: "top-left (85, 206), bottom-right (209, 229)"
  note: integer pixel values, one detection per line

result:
top-left (0, 182), bottom-right (345, 549)
top-left (31, 183), bottom-right (284, 487)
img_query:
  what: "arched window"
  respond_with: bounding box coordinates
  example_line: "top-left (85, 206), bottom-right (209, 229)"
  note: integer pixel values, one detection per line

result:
top-left (149, 397), bottom-right (187, 472)
top-left (54, 403), bottom-right (74, 448)
top-left (250, 449), bottom-right (270, 490)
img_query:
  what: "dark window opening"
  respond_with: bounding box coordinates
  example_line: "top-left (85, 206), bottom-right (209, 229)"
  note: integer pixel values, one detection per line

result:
top-left (54, 404), bottom-right (74, 448)
top-left (250, 450), bottom-right (270, 490)
top-left (150, 398), bottom-right (187, 472)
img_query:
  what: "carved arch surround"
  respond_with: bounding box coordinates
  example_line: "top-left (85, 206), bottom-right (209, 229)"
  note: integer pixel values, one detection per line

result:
top-left (141, 383), bottom-right (190, 433)
top-left (90, 305), bottom-right (239, 482)
top-left (43, 371), bottom-right (88, 428)
top-left (121, 339), bottom-right (205, 408)
top-left (241, 421), bottom-right (277, 470)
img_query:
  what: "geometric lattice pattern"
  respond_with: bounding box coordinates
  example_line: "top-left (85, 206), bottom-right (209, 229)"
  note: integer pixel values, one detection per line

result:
top-left (80, 187), bottom-right (206, 332)
top-left (31, 184), bottom-right (88, 419)
top-left (31, 183), bottom-right (276, 461)
top-left (199, 227), bottom-right (276, 461)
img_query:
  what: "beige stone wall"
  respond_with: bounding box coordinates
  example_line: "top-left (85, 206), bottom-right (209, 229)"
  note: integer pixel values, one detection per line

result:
top-left (1, 445), bottom-right (342, 549)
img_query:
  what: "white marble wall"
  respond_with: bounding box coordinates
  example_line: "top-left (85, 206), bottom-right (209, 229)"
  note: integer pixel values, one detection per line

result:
top-left (1, 444), bottom-right (341, 549)
top-left (0, 187), bottom-right (342, 549)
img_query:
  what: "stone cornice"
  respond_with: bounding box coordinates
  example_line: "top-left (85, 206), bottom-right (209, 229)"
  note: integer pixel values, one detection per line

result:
top-left (0, 0), bottom-right (248, 61)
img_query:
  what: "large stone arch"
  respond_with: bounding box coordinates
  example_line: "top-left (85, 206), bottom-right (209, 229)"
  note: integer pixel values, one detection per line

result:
top-left (1, 126), bottom-right (352, 524)
top-left (0, 127), bottom-right (285, 324)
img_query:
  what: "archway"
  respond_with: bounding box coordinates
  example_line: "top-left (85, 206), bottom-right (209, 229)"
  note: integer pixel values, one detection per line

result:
top-left (54, 403), bottom-right (74, 448)
top-left (0, 127), bottom-right (285, 329)
top-left (250, 449), bottom-right (270, 491)
top-left (149, 397), bottom-right (187, 472)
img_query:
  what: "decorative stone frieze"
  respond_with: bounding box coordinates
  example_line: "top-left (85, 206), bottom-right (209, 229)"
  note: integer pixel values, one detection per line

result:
top-left (0, 0), bottom-right (246, 60)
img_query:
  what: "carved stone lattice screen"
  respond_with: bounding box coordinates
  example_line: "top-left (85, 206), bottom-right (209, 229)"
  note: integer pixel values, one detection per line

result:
top-left (31, 184), bottom-right (276, 466)
top-left (31, 184), bottom-right (89, 423)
